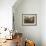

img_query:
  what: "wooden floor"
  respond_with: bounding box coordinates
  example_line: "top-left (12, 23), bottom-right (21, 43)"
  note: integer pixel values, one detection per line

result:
top-left (0, 33), bottom-right (23, 46)
top-left (0, 39), bottom-right (16, 46)
top-left (0, 39), bottom-right (24, 46)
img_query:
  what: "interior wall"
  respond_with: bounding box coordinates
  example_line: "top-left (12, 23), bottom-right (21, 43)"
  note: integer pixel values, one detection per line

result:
top-left (0, 0), bottom-right (16, 30)
top-left (13, 0), bottom-right (41, 46)
top-left (41, 0), bottom-right (46, 46)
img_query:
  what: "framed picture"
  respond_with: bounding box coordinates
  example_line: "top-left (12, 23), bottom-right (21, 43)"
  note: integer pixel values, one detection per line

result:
top-left (22, 14), bottom-right (37, 26)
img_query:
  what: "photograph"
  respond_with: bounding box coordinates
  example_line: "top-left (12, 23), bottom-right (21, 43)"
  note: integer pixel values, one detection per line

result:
top-left (22, 14), bottom-right (37, 26)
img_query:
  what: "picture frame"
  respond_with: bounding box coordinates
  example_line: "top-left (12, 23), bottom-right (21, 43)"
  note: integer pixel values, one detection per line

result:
top-left (22, 14), bottom-right (37, 26)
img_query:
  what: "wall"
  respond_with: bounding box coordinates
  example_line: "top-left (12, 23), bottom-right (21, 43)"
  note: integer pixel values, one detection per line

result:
top-left (13, 0), bottom-right (41, 46)
top-left (41, 0), bottom-right (46, 46)
top-left (0, 0), bottom-right (16, 30)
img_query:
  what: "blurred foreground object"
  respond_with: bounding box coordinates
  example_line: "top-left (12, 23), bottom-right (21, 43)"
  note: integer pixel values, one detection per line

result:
top-left (25, 40), bottom-right (35, 46)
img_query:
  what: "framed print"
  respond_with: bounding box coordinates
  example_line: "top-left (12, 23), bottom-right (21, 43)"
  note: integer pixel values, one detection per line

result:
top-left (22, 14), bottom-right (37, 26)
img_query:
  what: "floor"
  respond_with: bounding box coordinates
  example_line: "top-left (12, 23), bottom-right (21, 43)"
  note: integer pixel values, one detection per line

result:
top-left (0, 33), bottom-right (23, 46)
top-left (0, 39), bottom-right (24, 46)
top-left (0, 39), bottom-right (16, 46)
